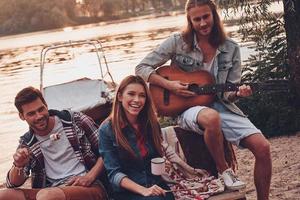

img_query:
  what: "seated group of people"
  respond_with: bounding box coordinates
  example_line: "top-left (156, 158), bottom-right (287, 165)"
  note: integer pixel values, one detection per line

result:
top-left (0, 1), bottom-right (272, 200)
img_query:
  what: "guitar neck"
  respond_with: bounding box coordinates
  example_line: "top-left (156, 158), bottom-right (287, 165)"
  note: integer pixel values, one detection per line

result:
top-left (188, 82), bottom-right (287, 94)
top-left (188, 83), bottom-right (237, 94)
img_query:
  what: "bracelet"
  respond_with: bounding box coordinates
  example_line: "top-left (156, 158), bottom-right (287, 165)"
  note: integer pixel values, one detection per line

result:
top-left (12, 162), bottom-right (24, 176)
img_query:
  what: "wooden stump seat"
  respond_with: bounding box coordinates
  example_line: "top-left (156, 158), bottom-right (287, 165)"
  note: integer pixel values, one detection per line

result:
top-left (173, 126), bottom-right (246, 200)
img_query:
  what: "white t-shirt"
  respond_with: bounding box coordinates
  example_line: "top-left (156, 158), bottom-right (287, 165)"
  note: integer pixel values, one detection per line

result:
top-left (35, 116), bottom-right (86, 185)
top-left (202, 53), bottom-right (217, 74)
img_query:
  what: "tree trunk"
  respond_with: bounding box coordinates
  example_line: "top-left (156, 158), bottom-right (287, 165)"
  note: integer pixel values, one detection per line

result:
top-left (131, 0), bottom-right (137, 13)
top-left (283, 0), bottom-right (300, 101)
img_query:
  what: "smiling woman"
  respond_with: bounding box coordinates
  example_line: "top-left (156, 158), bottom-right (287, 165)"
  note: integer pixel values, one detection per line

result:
top-left (99, 75), bottom-right (175, 200)
top-left (117, 82), bottom-right (147, 125)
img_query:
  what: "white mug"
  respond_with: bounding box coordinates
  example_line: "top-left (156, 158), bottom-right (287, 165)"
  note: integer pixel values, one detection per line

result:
top-left (151, 157), bottom-right (165, 175)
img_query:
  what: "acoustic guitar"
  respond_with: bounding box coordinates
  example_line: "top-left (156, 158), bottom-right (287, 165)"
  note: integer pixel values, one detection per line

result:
top-left (149, 65), bottom-right (289, 116)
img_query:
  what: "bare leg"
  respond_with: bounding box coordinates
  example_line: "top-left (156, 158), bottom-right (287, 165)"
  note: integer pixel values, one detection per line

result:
top-left (241, 133), bottom-right (272, 200)
top-left (0, 189), bottom-right (27, 200)
top-left (36, 187), bottom-right (65, 200)
top-left (197, 108), bottom-right (229, 173)
top-left (37, 185), bottom-right (106, 200)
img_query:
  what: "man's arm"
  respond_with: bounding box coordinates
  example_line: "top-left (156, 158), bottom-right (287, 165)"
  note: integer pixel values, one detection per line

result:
top-left (222, 43), bottom-right (249, 102)
top-left (7, 148), bottom-right (30, 187)
top-left (149, 73), bottom-right (195, 97)
top-left (8, 165), bottom-right (27, 186)
top-left (74, 112), bottom-right (100, 156)
top-left (135, 34), bottom-right (195, 97)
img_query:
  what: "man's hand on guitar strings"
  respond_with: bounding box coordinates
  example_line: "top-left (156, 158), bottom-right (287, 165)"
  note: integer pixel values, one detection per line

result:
top-left (168, 80), bottom-right (196, 97)
top-left (237, 84), bottom-right (253, 97)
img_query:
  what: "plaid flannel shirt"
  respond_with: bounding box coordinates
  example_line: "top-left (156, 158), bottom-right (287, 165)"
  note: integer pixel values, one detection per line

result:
top-left (6, 110), bottom-right (100, 188)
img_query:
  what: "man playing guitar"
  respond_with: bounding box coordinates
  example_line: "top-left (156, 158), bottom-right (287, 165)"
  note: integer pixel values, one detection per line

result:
top-left (136, 1), bottom-right (271, 199)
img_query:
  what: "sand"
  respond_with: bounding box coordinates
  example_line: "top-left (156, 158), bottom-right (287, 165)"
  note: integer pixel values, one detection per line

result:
top-left (236, 132), bottom-right (300, 199)
top-left (1, 132), bottom-right (299, 199)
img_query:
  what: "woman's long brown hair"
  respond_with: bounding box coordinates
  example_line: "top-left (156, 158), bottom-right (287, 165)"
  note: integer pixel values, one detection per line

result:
top-left (110, 75), bottom-right (163, 157)
top-left (182, 0), bottom-right (226, 51)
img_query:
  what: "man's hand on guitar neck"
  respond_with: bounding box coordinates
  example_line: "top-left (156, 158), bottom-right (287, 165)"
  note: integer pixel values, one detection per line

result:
top-left (237, 84), bottom-right (253, 97)
top-left (228, 84), bottom-right (253, 102)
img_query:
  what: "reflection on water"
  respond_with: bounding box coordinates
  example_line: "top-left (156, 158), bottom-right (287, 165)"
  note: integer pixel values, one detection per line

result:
top-left (0, 13), bottom-right (252, 182)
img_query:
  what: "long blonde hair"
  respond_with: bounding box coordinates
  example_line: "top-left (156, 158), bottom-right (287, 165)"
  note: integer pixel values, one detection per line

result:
top-left (182, 0), bottom-right (226, 50)
top-left (110, 75), bottom-right (163, 157)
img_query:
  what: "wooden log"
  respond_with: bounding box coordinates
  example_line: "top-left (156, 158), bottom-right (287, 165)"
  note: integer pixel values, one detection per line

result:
top-left (208, 190), bottom-right (246, 200)
top-left (83, 102), bottom-right (112, 124)
top-left (174, 126), bottom-right (246, 199)
top-left (174, 126), bottom-right (236, 177)
top-left (174, 126), bottom-right (218, 176)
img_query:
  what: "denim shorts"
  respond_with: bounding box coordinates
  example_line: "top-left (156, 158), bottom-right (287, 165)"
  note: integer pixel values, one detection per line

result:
top-left (177, 102), bottom-right (261, 147)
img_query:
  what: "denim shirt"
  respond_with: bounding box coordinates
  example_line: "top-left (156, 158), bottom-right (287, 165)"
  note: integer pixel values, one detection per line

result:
top-left (136, 33), bottom-right (245, 116)
top-left (99, 120), bottom-right (163, 192)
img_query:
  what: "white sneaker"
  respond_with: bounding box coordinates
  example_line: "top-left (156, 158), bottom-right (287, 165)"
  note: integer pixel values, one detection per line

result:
top-left (219, 168), bottom-right (246, 190)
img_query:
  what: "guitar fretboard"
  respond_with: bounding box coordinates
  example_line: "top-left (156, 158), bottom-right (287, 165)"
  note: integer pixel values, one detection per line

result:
top-left (188, 81), bottom-right (288, 95)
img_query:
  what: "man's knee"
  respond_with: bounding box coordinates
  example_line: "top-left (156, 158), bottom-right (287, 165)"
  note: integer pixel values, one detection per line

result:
top-left (250, 137), bottom-right (271, 160)
top-left (197, 108), bottom-right (221, 130)
top-left (0, 189), bottom-right (25, 200)
top-left (36, 188), bottom-right (65, 200)
top-left (0, 189), bottom-right (11, 200)
top-left (256, 140), bottom-right (271, 160)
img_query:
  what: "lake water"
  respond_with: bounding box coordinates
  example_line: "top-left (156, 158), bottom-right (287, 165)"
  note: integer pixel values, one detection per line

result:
top-left (0, 2), bottom-right (283, 183)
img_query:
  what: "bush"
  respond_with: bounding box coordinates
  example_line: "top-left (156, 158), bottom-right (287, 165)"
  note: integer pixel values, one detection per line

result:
top-left (235, 2), bottom-right (300, 137)
top-left (0, 0), bottom-right (73, 35)
top-left (237, 92), bottom-right (299, 137)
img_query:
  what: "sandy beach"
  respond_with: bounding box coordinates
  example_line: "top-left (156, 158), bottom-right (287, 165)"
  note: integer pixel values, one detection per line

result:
top-left (1, 132), bottom-right (299, 199)
top-left (237, 132), bottom-right (300, 200)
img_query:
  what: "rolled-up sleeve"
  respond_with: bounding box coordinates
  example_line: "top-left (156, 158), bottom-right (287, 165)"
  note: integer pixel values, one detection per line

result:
top-left (135, 33), bottom-right (177, 82)
top-left (98, 122), bottom-right (127, 191)
top-left (223, 44), bottom-right (242, 102)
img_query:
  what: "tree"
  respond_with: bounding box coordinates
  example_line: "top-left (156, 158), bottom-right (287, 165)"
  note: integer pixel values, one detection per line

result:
top-left (219, 0), bottom-right (300, 135)
top-left (283, 0), bottom-right (300, 101)
top-left (102, 0), bottom-right (120, 18)
top-left (0, 0), bottom-right (73, 35)
top-left (82, 0), bottom-right (102, 17)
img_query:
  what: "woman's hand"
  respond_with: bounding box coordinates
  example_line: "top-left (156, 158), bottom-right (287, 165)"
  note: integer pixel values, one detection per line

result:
top-left (140, 184), bottom-right (166, 197)
top-left (193, 168), bottom-right (209, 178)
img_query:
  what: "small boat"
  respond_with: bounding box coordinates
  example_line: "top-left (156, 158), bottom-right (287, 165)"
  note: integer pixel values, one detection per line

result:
top-left (39, 40), bottom-right (116, 123)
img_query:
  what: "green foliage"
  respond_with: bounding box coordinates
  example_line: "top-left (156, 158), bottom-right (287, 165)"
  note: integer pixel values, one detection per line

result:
top-left (0, 0), bottom-right (187, 35)
top-left (237, 91), bottom-right (299, 137)
top-left (0, 0), bottom-right (74, 35)
top-left (229, 0), bottom-right (300, 136)
top-left (102, 0), bottom-right (122, 18)
top-left (82, 0), bottom-right (102, 17)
